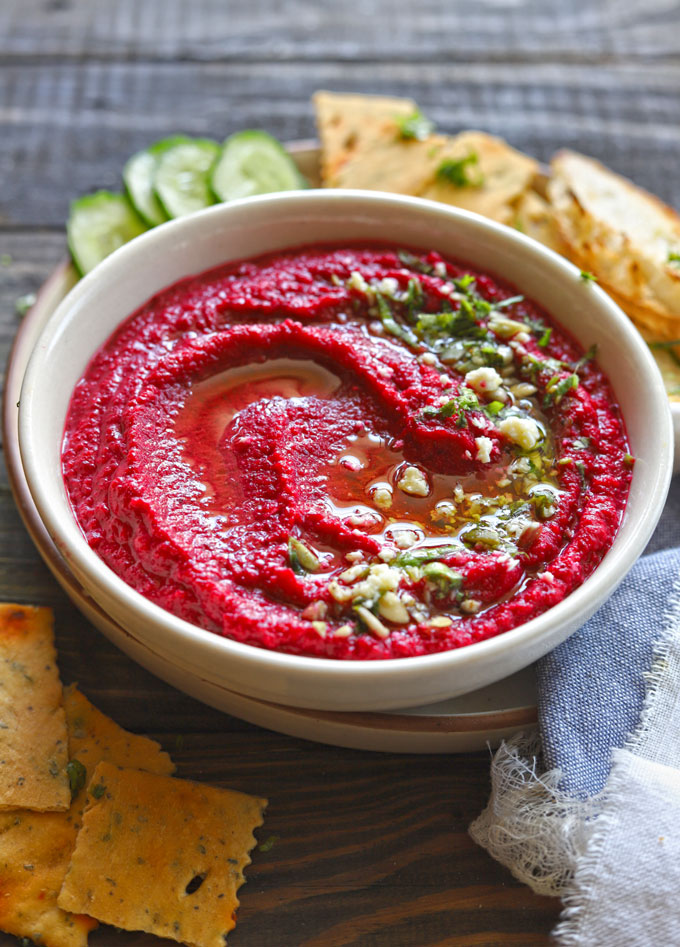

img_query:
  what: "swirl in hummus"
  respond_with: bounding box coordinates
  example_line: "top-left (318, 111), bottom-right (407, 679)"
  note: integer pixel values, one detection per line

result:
top-left (62, 246), bottom-right (632, 658)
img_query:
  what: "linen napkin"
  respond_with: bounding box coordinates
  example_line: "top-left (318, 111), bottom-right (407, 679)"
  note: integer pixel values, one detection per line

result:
top-left (470, 476), bottom-right (680, 946)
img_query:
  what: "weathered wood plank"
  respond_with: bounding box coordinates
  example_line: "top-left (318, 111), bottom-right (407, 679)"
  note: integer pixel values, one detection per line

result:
top-left (1, 60), bottom-right (679, 228)
top-left (1, 0), bottom-right (678, 63)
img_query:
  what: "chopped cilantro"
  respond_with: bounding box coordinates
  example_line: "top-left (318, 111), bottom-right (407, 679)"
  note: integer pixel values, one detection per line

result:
top-left (544, 373), bottom-right (578, 407)
top-left (422, 562), bottom-right (463, 595)
top-left (461, 524), bottom-right (501, 550)
top-left (423, 387), bottom-right (480, 427)
top-left (436, 153), bottom-right (484, 188)
top-left (579, 270), bottom-right (597, 283)
top-left (454, 273), bottom-right (476, 291)
top-left (403, 277), bottom-right (424, 315)
top-left (397, 250), bottom-right (434, 275)
top-left (484, 400), bottom-right (505, 417)
top-left (573, 343), bottom-right (598, 372)
top-left (575, 460), bottom-right (588, 488)
top-left (572, 437), bottom-right (591, 450)
top-left (537, 327), bottom-right (552, 348)
top-left (376, 292), bottom-right (420, 347)
top-left (393, 545), bottom-right (458, 567)
top-left (396, 110), bottom-right (435, 141)
top-left (668, 251), bottom-right (680, 266)
top-left (66, 759), bottom-right (87, 798)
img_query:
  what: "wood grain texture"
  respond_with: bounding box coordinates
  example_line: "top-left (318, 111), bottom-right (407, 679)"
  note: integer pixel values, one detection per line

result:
top-left (2, 0), bottom-right (676, 943)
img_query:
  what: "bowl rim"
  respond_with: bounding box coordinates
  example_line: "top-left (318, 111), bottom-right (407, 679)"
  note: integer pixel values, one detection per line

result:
top-left (18, 188), bottom-right (674, 688)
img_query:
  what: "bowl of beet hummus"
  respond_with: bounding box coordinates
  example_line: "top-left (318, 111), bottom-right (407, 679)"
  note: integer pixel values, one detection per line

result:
top-left (19, 191), bottom-right (672, 711)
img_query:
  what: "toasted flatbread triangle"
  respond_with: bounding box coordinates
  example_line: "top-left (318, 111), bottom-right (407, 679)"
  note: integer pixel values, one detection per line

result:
top-left (313, 90), bottom-right (446, 193)
top-left (0, 604), bottom-right (70, 812)
top-left (0, 687), bottom-right (174, 947)
top-left (418, 131), bottom-right (539, 223)
top-left (59, 762), bottom-right (267, 947)
top-left (548, 149), bottom-right (680, 319)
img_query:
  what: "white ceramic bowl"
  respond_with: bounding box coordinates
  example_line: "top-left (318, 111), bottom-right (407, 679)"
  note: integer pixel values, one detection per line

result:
top-left (18, 191), bottom-right (673, 711)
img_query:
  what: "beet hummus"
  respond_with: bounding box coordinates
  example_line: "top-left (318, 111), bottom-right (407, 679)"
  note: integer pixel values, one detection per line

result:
top-left (62, 246), bottom-right (632, 659)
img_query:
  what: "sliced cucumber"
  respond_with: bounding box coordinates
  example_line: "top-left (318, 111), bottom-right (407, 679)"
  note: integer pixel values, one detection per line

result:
top-left (211, 130), bottom-right (307, 202)
top-left (123, 135), bottom-right (192, 227)
top-left (67, 191), bottom-right (148, 276)
top-left (153, 138), bottom-right (219, 218)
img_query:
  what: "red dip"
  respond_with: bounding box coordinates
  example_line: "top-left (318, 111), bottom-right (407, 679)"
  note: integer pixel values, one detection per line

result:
top-left (62, 246), bottom-right (632, 659)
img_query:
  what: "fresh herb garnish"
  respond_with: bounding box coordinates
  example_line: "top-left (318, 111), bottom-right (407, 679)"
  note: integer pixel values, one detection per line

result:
top-left (579, 270), bottom-right (597, 283)
top-left (494, 294), bottom-right (524, 311)
top-left (436, 153), bottom-right (484, 188)
top-left (544, 373), bottom-right (578, 407)
top-left (624, 453), bottom-right (635, 467)
top-left (393, 545), bottom-right (458, 567)
top-left (396, 110), bottom-right (435, 141)
top-left (397, 250), bottom-right (434, 275)
top-left (422, 562), bottom-right (463, 594)
top-left (668, 251), bottom-right (680, 266)
top-left (573, 343), bottom-right (598, 372)
top-left (66, 759), bottom-right (87, 798)
top-left (461, 524), bottom-right (501, 550)
top-left (422, 387), bottom-right (480, 427)
top-left (537, 327), bottom-right (552, 348)
top-left (376, 293), bottom-right (420, 347)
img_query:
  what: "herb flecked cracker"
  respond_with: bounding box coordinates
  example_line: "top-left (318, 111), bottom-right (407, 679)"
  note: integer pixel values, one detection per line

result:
top-left (0, 603), bottom-right (70, 812)
top-left (59, 762), bottom-right (267, 947)
top-left (0, 687), bottom-right (174, 947)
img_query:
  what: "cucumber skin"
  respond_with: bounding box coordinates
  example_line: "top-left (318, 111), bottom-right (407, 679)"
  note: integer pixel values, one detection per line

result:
top-left (210, 130), bottom-right (307, 203)
top-left (67, 191), bottom-right (147, 277)
top-left (153, 138), bottom-right (220, 220)
top-left (124, 136), bottom-right (197, 227)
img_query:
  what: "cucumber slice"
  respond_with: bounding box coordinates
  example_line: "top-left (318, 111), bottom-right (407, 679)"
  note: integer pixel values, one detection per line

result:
top-left (211, 130), bottom-right (307, 202)
top-left (123, 136), bottom-right (192, 226)
top-left (153, 138), bottom-right (219, 218)
top-left (67, 191), bottom-right (148, 276)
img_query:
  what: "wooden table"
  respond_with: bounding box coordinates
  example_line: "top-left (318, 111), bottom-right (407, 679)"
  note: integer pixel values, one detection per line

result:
top-left (1, 2), bottom-right (678, 944)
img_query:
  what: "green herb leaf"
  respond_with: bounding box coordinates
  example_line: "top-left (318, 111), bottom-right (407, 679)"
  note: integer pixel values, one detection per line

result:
top-left (396, 110), bottom-right (435, 141)
top-left (573, 343), bottom-right (598, 372)
top-left (90, 782), bottom-right (106, 799)
top-left (461, 524), bottom-right (501, 550)
top-left (397, 250), bottom-right (434, 275)
top-left (668, 251), bottom-right (680, 266)
top-left (579, 270), bottom-right (597, 283)
top-left (436, 153), bottom-right (484, 188)
top-left (544, 373), bottom-right (579, 407)
top-left (66, 759), bottom-right (87, 798)
top-left (393, 545), bottom-right (458, 567)
top-left (537, 327), bottom-right (552, 348)
top-left (375, 292), bottom-right (421, 348)
top-left (494, 294), bottom-right (524, 311)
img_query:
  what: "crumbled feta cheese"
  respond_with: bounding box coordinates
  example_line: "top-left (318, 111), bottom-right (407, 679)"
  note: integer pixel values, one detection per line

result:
top-left (498, 415), bottom-right (542, 451)
top-left (475, 436), bottom-right (494, 464)
top-left (393, 529), bottom-right (419, 549)
top-left (374, 276), bottom-right (399, 296)
top-left (378, 547), bottom-right (397, 562)
top-left (538, 571), bottom-right (555, 582)
top-left (371, 484), bottom-right (393, 510)
top-left (434, 261), bottom-right (447, 277)
top-left (378, 591), bottom-right (410, 624)
top-left (347, 270), bottom-right (369, 294)
top-left (397, 465), bottom-right (430, 497)
top-left (419, 352), bottom-right (438, 366)
top-left (347, 511), bottom-right (382, 529)
top-left (339, 563), bottom-right (369, 583)
top-left (345, 550), bottom-right (365, 563)
top-left (465, 366), bottom-right (504, 399)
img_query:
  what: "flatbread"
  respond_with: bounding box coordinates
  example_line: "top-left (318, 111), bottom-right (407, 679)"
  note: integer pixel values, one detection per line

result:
top-left (59, 762), bottom-right (267, 947)
top-left (0, 604), bottom-right (70, 812)
top-left (511, 188), bottom-right (564, 254)
top-left (313, 90), bottom-right (447, 193)
top-left (548, 149), bottom-right (680, 325)
top-left (0, 687), bottom-right (174, 947)
top-left (418, 131), bottom-right (539, 223)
